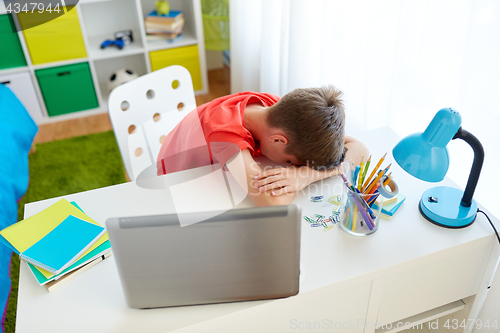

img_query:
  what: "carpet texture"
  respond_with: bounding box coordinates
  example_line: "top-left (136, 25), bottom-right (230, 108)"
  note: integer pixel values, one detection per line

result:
top-left (5, 130), bottom-right (127, 333)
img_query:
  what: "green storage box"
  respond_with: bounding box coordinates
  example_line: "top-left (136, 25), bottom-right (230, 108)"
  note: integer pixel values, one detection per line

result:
top-left (201, 0), bottom-right (229, 51)
top-left (0, 14), bottom-right (27, 70)
top-left (36, 62), bottom-right (98, 117)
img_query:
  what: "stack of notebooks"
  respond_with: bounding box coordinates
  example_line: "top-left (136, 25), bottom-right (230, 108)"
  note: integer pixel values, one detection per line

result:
top-left (373, 193), bottom-right (406, 220)
top-left (145, 10), bottom-right (184, 42)
top-left (0, 199), bottom-right (111, 291)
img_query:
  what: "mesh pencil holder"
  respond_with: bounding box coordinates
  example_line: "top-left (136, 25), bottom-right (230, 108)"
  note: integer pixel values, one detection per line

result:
top-left (339, 182), bottom-right (382, 236)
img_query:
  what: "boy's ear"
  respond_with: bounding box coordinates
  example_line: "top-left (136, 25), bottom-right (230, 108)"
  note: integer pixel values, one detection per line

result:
top-left (269, 133), bottom-right (288, 145)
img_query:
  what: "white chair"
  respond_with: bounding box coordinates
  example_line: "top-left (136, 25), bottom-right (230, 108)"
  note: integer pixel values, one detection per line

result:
top-left (108, 65), bottom-right (197, 181)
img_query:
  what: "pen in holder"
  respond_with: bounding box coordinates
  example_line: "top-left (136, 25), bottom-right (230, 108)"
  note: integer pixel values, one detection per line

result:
top-left (339, 182), bottom-right (382, 236)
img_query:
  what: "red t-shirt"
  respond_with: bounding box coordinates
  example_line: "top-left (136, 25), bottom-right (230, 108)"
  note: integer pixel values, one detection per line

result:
top-left (157, 92), bottom-right (280, 175)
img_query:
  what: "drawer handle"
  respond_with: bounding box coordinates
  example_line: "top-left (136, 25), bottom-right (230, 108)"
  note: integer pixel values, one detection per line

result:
top-left (1, 81), bottom-right (11, 85)
top-left (58, 71), bottom-right (71, 76)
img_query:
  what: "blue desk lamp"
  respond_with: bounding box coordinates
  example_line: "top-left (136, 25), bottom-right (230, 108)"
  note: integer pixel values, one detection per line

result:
top-left (392, 108), bottom-right (484, 228)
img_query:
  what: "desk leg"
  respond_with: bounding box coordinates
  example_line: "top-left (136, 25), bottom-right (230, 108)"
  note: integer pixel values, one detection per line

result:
top-left (463, 238), bottom-right (500, 333)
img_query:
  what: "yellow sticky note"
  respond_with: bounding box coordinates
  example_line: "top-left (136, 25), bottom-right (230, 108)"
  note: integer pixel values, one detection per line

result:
top-left (375, 196), bottom-right (398, 207)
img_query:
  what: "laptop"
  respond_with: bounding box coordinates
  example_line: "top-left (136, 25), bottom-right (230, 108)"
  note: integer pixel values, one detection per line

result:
top-left (106, 205), bottom-right (301, 309)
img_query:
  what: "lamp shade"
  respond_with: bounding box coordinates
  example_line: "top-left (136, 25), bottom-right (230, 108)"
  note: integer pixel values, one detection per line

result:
top-left (392, 108), bottom-right (462, 182)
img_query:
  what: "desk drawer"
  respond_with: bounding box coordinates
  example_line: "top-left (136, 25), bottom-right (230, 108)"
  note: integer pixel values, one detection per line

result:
top-left (377, 243), bottom-right (491, 324)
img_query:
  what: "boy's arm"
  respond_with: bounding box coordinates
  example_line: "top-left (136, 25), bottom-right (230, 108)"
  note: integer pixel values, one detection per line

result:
top-left (225, 149), bottom-right (297, 206)
top-left (344, 135), bottom-right (369, 166)
top-left (253, 135), bottom-right (369, 196)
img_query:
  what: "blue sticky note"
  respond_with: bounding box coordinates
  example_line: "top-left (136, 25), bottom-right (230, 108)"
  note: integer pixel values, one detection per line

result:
top-left (20, 215), bottom-right (105, 274)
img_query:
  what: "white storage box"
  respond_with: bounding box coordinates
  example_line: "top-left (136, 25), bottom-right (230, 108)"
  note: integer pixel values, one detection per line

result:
top-left (0, 71), bottom-right (43, 121)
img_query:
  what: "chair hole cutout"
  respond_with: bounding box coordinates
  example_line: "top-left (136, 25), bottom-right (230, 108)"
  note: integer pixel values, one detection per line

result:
top-left (177, 102), bottom-right (184, 111)
top-left (146, 90), bottom-right (155, 99)
top-left (160, 135), bottom-right (166, 144)
top-left (128, 125), bottom-right (136, 134)
top-left (135, 147), bottom-right (142, 157)
top-left (172, 80), bottom-right (180, 89)
top-left (153, 113), bottom-right (161, 122)
top-left (121, 101), bottom-right (129, 111)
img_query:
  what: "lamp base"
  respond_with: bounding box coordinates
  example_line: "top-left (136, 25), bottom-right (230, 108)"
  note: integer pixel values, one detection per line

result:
top-left (418, 186), bottom-right (477, 229)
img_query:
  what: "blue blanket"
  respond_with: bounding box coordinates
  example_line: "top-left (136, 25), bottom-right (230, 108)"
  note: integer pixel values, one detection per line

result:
top-left (0, 84), bottom-right (38, 332)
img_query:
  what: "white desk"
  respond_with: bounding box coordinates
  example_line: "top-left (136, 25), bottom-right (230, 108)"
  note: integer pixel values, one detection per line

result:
top-left (17, 128), bottom-right (500, 333)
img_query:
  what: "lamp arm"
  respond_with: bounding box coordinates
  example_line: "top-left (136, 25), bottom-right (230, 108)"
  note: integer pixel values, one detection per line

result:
top-left (452, 127), bottom-right (484, 207)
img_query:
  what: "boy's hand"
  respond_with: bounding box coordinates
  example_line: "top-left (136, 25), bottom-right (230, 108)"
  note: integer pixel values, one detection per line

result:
top-left (252, 166), bottom-right (314, 196)
top-left (253, 165), bottom-right (341, 196)
top-left (250, 135), bottom-right (367, 198)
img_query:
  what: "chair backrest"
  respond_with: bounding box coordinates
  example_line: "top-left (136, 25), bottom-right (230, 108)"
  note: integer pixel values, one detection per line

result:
top-left (108, 65), bottom-right (197, 181)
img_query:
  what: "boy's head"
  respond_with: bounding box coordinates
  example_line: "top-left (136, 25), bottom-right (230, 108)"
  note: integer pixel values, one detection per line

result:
top-left (263, 86), bottom-right (346, 170)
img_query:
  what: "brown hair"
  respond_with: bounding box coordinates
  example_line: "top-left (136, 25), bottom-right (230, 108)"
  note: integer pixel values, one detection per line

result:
top-left (266, 86), bottom-right (347, 170)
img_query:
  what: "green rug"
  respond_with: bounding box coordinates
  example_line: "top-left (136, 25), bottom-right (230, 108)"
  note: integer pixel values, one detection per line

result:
top-left (5, 131), bottom-right (127, 333)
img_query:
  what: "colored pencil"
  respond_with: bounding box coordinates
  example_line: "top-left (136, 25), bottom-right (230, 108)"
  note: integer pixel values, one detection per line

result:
top-left (366, 164), bottom-right (391, 195)
top-left (353, 165), bottom-right (361, 188)
top-left (361, 155), bottom-right (371, 186)
top-left (352, 206), bottom-right (358, 231)
top-left (367, 191), bottom-right (379, 206)
top-left (339, 172), bottom-right (374, 230)
top-left (383, 173), bottom-right (392, 187)
top-left (357, 157), bottom-right (364, 191)
top-left (342, 169), bottom-right (377, 219)
top-left (355, 188), bottom-right (377, 219)
top-left (364, 170), bottom-right (380, 194)
top-left (344, 206), bottom-right (350, 227)
top-left (362, 153), bottom-right (386, 192)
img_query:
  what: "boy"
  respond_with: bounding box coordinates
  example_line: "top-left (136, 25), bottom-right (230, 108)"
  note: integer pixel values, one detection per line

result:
top-left (157, 86), bottom-right (368, 206)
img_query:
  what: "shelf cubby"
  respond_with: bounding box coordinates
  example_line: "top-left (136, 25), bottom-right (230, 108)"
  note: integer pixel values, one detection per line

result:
top-left (79, 0), bottom-right (145, 61)
top-left (94, 53), bottom-right (148, 103)
top-left (145, 24), bottom-right (198, 52)
top-left (140, 0), bottom-right (198, 39)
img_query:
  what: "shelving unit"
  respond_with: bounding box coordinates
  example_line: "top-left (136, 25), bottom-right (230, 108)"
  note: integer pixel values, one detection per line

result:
top-left (0, 0), bottom-right (208, 124)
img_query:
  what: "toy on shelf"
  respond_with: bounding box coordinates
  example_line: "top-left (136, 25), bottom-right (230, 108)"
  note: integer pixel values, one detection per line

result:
top-left (101, 30), bottom-right (134, 50)
top-left (108, 68), bottom-right (139, 92)
top-left (156, 1), bottom-right (170, 15)
top-left (101, 39), bottom-right (125, 50)
top-left (115, 30), bottom-right (134, 44)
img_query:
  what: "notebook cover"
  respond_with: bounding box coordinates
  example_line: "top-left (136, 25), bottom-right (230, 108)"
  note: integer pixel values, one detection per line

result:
top-left (27, 240), bottom-right (111, 285)
top-left (147, 10), bottom-right (182, 18)
top-left (31, 201), bottom-right (109, 279)
top-left (20, 215), bottom-right (105, 274)
top-left (0, 198), bottom-right (105, 254)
